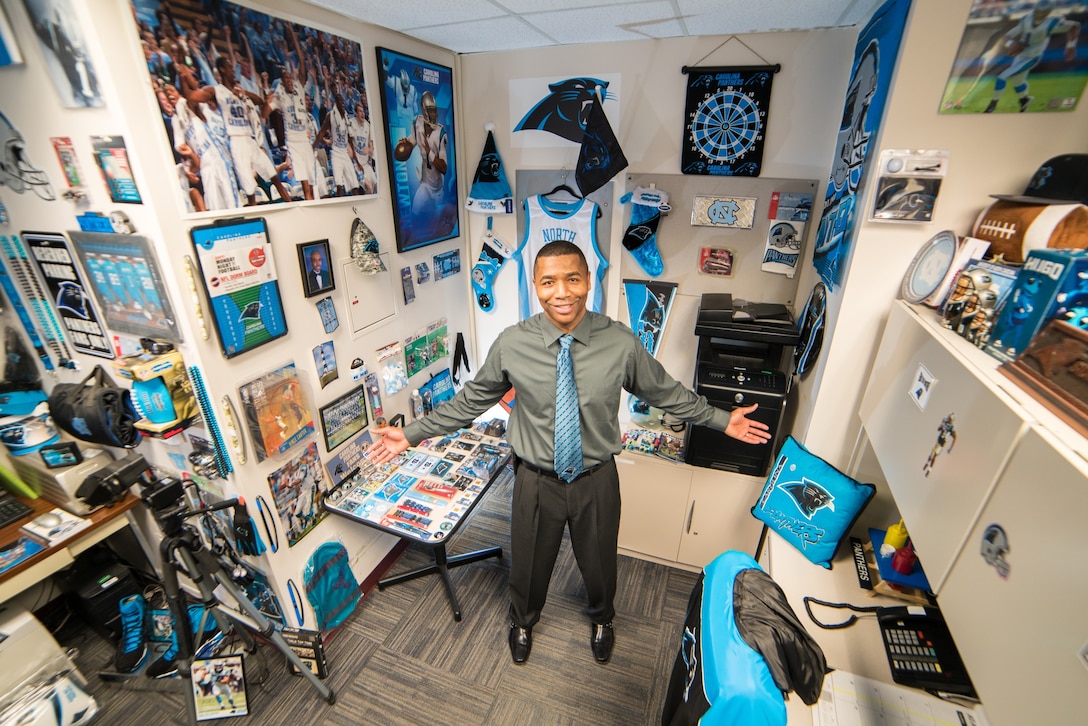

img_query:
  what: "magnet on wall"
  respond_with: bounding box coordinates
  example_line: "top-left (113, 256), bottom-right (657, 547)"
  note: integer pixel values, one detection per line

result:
top-left (980, 523), bottom-right (1010, 579)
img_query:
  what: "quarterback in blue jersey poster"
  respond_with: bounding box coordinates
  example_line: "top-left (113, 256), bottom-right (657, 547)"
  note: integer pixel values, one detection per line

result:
top-left (377, 48), bottom-right (460, 253)
top-left (812, 0), bottom-right (911, 290)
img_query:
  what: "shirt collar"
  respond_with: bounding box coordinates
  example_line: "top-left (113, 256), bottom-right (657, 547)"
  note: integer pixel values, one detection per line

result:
top-left (540, 312), bottom-right (593, 347)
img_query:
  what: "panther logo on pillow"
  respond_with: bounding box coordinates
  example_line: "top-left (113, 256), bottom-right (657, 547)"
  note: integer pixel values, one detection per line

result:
top-left (780, 479), bottom-right (835, 519)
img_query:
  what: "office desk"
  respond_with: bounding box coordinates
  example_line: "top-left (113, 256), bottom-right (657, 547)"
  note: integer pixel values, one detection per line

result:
top-left (0, 492), bottom-right (141, 603)
top-left (323, 423), bottom-right (511, 621)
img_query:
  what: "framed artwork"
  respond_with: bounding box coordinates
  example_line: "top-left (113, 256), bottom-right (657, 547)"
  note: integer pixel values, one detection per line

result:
top-left (67, 230), bottom-right (181, 343)
top-left (318, 384), bottom-right (369, 452)
top-left (376, 48), bottom-right (460, 252)
top-left (125, 0), bottom-right (378, 213)
top-left (20, 0), bottom-right (102, 107)
top-left (191, 655), bottom-right (248, 719)
top-left (22, 231), bottom-right (112, 358)
top-left (189, 217), bottom-right (287, 358)
top-left (0, 6), bottom-right (23, 67)
top-left (298, 239), bottom-right (334, 297)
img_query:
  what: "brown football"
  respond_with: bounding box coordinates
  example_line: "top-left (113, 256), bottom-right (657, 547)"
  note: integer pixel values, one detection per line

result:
top-left (393, 138), bottom-right (413, 162)
top-left (971, 200), bottom-right (1088, 263)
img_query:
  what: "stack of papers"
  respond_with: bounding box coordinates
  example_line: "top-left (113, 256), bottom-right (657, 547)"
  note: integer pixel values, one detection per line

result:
top-left (813, 670), bottom-right (988, 726)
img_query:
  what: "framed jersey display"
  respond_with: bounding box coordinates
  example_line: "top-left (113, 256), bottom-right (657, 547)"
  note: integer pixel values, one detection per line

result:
top-left (376, 47), bottom-right (460, 252)
top-left (681, 65), bottom-right (777, 177)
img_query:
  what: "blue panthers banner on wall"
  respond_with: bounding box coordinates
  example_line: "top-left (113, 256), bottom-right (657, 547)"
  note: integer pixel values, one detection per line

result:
top-left (624, 279), bottom-right (677, 357)
top-left (812, 0), bottom-right (912, 290)
top-left (681, 65), bottom-right (776, 176)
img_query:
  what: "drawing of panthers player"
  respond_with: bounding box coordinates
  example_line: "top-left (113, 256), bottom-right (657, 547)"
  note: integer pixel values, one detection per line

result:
top-left (923, 414), bottom-right (957, 477)
top-left (397, 91), bottom-right (449, 219)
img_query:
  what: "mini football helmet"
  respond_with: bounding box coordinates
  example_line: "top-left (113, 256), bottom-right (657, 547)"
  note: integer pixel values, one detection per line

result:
top-left (0, 112), bottom-right (56, 200)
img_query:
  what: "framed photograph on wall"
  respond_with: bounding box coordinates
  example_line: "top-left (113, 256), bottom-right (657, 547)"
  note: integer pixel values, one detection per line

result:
top-left (318, 384), bottom-right (368, 452)
top-left (67, 230), bottom-right (181, 343)
top-left (376, 48), bottom-right (460, 252)
top-left (125, 0), bottom-right (378, 214)
top-left (297, 239), bottom-right (334, 297)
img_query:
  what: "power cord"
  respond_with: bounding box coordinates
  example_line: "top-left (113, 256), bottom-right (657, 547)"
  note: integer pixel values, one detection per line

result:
top-left (802, 596), bottom-right (883, 629)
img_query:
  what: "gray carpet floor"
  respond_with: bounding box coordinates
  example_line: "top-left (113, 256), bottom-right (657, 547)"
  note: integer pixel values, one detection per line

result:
top-left (53, 467), bottom-right (700, 725)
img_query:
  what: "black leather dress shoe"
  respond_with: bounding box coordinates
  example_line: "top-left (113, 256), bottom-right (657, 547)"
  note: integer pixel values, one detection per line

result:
top-left (509, 624), bottom-right (532, 664)
top-left (591, 622), bottom-right (614, 663)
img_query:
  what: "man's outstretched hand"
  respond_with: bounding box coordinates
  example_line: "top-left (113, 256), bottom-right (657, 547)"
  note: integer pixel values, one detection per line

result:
top-left (725, 403), bottom-right (771, 444)
top-left (366, 425), bottom-right (411, 464)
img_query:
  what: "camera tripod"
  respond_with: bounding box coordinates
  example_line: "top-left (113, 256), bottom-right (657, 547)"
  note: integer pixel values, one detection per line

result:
top-left (158, 520), bottom-right (335, 726)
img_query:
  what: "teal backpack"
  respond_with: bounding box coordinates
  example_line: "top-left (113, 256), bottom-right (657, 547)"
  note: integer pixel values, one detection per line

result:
top-left (303, 541), bottom-right (361, 631)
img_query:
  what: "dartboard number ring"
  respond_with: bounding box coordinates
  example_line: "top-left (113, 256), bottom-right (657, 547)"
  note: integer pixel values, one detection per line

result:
top-left (689, 89), bottom-right (764, 162)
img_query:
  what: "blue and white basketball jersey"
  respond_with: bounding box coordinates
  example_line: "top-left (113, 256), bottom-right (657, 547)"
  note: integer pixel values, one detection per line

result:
top-left (516, 195), bottom-right (608, 319)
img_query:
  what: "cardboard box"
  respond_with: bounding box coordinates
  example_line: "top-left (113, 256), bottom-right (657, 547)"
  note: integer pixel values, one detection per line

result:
top-left (985, 248), bottom-right (1088, 363)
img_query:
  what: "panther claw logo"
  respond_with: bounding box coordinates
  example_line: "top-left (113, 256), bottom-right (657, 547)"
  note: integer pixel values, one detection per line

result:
top-left (778, 478), bottom-right (835, 519)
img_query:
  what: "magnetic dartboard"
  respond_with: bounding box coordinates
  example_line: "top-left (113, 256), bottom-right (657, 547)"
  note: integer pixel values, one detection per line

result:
top-left (681, 67), bottom-right (774, 177)
top-left (690, 89), bottom-right (764, 162)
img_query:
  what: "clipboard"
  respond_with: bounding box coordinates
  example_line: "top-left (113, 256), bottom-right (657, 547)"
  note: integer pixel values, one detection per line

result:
top-left (189, 217), bottom-right (288, 358)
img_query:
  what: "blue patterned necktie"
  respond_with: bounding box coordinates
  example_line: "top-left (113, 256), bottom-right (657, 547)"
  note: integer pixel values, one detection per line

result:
top-left (554, 334), bottom-right (583, 482)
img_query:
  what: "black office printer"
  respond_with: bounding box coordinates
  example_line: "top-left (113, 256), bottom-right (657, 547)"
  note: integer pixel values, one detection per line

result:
top-left (686, 293), bottom-right (800, 476)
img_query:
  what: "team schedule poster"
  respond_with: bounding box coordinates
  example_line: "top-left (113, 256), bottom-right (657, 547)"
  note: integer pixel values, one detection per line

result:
top-left (190, 218), bottom-right (287, 358)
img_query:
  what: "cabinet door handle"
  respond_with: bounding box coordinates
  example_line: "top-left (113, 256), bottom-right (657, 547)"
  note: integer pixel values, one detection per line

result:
top-left (685, 500), bottom-right (695, 534)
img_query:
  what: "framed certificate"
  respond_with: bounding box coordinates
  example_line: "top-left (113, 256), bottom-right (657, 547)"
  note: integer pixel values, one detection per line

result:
top-left (189, 217), bottom-right (288, 358)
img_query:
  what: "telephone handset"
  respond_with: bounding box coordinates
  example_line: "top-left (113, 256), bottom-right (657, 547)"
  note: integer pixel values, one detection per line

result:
top-left (877, 606), bottom-right (977, 698)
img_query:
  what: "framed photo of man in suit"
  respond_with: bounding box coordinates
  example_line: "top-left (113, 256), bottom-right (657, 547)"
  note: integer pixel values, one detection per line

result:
top-left (298, 239), bottom-right (334, 297)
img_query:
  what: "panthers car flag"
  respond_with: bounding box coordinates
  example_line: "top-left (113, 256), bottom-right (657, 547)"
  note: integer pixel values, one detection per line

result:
top-left (576, 93), bottom-right (627, 197)
top-left (466, 126), bottom-right (513, 215)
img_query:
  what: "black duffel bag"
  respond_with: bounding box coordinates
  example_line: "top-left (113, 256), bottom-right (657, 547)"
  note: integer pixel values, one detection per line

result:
top-left (47, 365), bottom-right (142, 448)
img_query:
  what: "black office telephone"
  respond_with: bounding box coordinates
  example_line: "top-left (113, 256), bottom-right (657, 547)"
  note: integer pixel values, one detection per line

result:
top-left (804, 597), bottom-right (977, 699)
top-left (877, 606), bottom-right (977, 698)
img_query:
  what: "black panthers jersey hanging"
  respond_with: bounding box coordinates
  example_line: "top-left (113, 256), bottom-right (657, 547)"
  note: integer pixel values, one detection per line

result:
top-left (681, 65), bottom-right (776, 177)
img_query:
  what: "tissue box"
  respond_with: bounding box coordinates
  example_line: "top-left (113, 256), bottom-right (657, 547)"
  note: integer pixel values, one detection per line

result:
top-left (985, 248), bottom-right (1088, 362)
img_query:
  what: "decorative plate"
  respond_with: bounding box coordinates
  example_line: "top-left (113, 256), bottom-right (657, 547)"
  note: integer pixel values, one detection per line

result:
top-left (900, 230), bottom-right (958, 303)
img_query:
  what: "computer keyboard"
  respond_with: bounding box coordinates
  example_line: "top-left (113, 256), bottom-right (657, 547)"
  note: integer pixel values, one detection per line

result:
top-left (0, 490), bottom-right (34, 529)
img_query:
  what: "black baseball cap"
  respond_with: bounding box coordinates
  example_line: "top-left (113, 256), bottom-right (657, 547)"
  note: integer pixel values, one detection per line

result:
top-left (991, 153), bottom-right (1088, 206)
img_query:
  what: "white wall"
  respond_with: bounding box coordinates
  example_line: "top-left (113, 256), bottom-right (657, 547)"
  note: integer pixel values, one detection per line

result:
top-left (459, 29), bottom-right (858, 391)
top-left (0, 0), bottom-right (471, 608)
top-left (800, 0), bottom-right (1088, 472)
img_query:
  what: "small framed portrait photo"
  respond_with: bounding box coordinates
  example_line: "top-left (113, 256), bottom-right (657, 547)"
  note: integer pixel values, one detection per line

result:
top-left (298, 239), bottom-right (335, 298)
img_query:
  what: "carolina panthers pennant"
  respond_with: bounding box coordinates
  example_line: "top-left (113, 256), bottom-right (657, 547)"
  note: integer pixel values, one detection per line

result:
top-left (514, 77), bottom-right (612, 143)
top-left (576, 94), bottom-right (628, 196)
top-left (23, 232), bottom-right (112, 358)
top-left (623, 279), bottom-right (677, 358)
top-left (681, 65), bottom-right (776, 177)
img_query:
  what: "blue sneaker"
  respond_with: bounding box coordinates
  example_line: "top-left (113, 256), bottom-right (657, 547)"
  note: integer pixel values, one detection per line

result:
top-left (115, 594), bottom-right (149, 673)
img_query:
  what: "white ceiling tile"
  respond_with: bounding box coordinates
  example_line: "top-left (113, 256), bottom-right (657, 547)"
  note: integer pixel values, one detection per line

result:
top-left (300, 0), bottom-right (887, 54)
top-left (410, 16), bottom-right (558, 54)
top-left (527, 2), bottom-right (689, 46)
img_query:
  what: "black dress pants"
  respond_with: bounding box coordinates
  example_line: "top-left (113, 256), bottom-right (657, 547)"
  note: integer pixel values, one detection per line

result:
top-left (508, 457), bottom-right (620, 628)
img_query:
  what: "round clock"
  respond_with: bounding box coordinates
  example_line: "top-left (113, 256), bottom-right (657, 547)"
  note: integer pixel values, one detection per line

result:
top-left (900, 230), bottom-right (958, 303)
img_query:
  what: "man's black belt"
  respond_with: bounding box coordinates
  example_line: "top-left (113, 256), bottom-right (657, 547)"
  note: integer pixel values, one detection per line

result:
top-left (513, 456), bottom-right (612, 483)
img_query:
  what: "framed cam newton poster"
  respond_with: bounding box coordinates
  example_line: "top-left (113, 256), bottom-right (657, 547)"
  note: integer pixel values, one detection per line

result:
top-left (376, 47), bottom-right (460, 253)
top-left (189, 217), bottom-right (287, 359)
top-left (681, 65), bottom-right (777, 176)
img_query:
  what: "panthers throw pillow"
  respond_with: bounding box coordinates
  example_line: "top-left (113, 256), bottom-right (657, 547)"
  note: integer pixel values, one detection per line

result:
top-left (751, 436), bottom-right (875, 569)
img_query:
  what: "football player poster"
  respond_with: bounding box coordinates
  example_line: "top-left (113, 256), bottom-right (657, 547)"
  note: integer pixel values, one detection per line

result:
top-left (376, 48), bottom-right (460, 252)
top-left (940, 0), bottom-right (1088, 115)
top-left (127, 0), bottom-right (378, 212)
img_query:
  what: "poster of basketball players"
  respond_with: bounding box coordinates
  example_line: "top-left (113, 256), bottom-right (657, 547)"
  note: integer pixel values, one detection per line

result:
top-left (376, 47), bottom-right (459, 252)
top-left (127, 0), bottom-right (378, 212)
